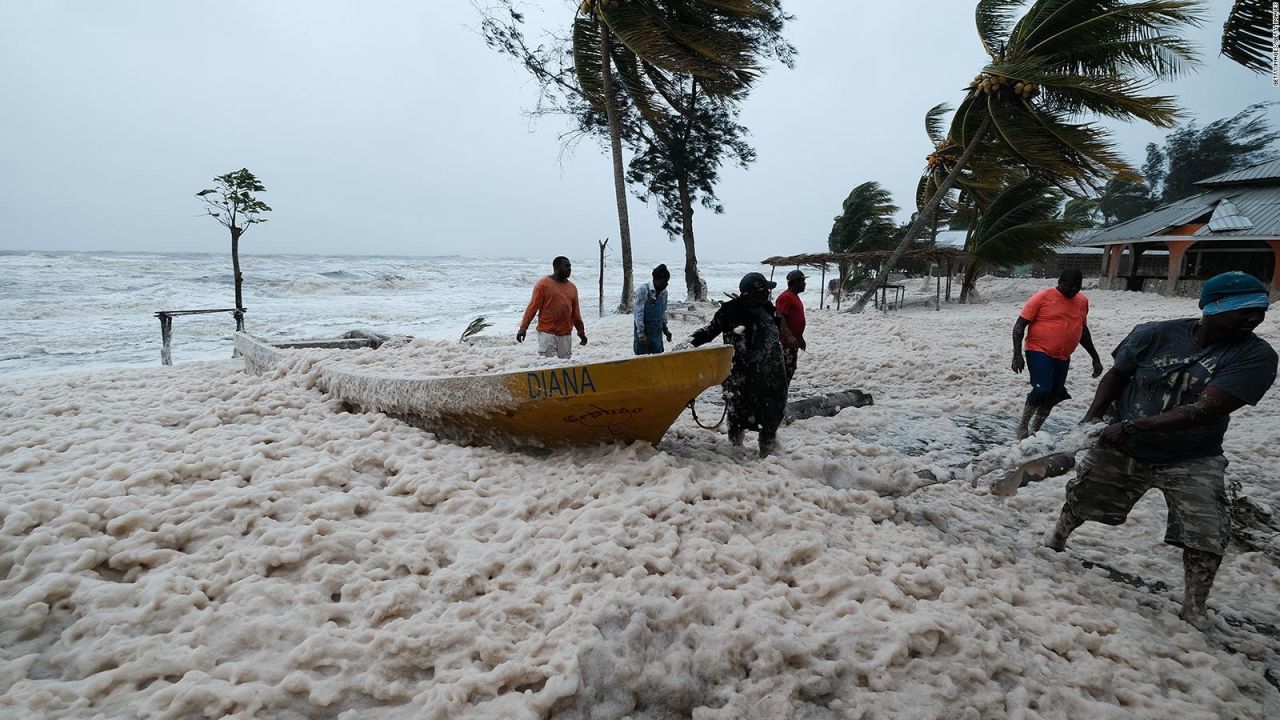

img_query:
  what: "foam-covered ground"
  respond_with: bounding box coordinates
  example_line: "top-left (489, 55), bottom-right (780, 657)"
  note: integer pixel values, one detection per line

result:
top-left (2, 277), bottom-right (1277, 719)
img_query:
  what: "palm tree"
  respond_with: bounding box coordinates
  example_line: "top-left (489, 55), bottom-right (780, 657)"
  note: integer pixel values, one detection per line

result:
top-left (851, 0), bottom-right (1204, 312)
top-left (828, 181), bottom-right (899, 295)
top-left (958, 176), bottom-right (1088, 301)
top-left (572, 0), bottom-right (782, 311)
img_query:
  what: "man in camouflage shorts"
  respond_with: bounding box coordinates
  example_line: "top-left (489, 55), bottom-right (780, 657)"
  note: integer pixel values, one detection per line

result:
top-left (1045, 272), bottom-right (1277, 629)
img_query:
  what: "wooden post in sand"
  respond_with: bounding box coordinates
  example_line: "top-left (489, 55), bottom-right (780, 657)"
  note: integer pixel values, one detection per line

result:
top-left (935, 262), bottom-right (941, 311)
top-left (598, 238), bottom-right (609, 318)
top-left (159, 313), bottom-right (173, 366)
top-left (154, 307), bottom-right (241, 365)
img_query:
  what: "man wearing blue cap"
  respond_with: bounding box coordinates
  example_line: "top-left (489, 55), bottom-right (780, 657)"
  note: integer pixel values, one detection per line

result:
top-left (1045, 272), bottom-right (1276, 629)
top-left (690, 271), bottom-right (789, 457)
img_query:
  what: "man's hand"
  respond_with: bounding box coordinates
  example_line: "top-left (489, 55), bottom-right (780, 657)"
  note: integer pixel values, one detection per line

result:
top-left (1096, 421), bottom-right (1130, 447)
top-left (578, 332), bottom-right (588, 346)
top-left (1012, 353), bottom-right (1025, 373)
top-left (516, 329), bottom-right (527, 343)
top-left (798, 338), bottom-right (807, 351)
top-left (1091, 357), bottom-right (1104, 378)
top-left (663, 328), bottom-right (673, 342)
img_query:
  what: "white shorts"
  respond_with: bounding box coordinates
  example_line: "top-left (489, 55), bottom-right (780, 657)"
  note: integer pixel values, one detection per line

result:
top-left (537, 332), bottom-right (573, 359)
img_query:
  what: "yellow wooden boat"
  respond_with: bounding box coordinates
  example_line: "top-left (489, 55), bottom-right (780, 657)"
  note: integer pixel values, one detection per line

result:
top-left (235, 332), bottom-right (732, 448)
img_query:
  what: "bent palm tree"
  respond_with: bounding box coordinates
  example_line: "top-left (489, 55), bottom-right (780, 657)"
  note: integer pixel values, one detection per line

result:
top-left (851, 0), bottom-right (1204, 312)
top-left (959, 176), bottom-right (1089, 301)
top-left (828, 181), bottom-right (899, 295)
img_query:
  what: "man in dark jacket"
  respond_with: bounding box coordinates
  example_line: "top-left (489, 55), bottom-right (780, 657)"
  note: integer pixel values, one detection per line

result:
top-left (690, 272), bottom-right (789, 457)
top-left (1045, 272), bottom-right (1277, 629)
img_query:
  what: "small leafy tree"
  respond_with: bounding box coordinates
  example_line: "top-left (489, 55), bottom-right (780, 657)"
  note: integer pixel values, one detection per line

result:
top-left (196, 169), bottom-right (271, 330)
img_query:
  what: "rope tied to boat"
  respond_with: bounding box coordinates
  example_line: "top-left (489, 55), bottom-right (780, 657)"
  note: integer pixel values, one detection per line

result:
top-left (686, 398), bottom-right (727, 430)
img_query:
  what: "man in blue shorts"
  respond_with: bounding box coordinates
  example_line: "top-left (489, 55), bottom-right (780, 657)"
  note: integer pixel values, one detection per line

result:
top-left (1011, 269), bottom-right (1105, 438)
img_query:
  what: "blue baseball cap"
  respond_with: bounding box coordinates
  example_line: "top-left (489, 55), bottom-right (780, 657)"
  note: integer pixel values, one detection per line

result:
top-left (1199, 271), bottom-right (1271, 316)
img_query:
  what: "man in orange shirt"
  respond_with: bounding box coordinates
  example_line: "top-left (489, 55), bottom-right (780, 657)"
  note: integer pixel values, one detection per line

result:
top-left (1011, 269), bottom-right (1104, 439)
top-left (517, 256), bottom-right (588, 359)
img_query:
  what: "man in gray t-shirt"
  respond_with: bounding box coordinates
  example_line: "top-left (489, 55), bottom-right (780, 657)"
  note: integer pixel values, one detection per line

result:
top-left (1045, 272), bottom-right (1277, 629)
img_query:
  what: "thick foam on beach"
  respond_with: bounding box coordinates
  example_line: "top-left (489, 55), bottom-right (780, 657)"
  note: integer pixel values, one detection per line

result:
top-left (2, 278), bottom-right (1278, 718)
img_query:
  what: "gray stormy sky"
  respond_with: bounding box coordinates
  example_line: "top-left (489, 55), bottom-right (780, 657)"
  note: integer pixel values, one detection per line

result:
top-left (0, 0), bottom-right (1273, 263)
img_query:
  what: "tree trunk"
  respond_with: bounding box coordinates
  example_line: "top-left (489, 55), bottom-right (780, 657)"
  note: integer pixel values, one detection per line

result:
top-left (677, 174), bottom-right (704, 301)
top-left (959, 262), bottom-right (982, 304)
top-left (958, 219), bottom-right (977, 303)
top-left (231, 225), bottom-right (243, 310)
top-left (598, 237), bottom-right (608, 318)
top-left (677, 79), bottom-right (705, 302)
top-left (851, 114), bottom-right (993, 312)
top-left (599, 24), bottom-right (634, 314)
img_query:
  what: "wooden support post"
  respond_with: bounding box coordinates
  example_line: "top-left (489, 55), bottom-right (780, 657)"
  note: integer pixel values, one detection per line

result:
top-left (598, 238), bottom-right (608, 318)
top-left (159, 313), bottom-right (173, 366)
top-left (1163, 240), bottom-right (1196, 295)
top-left (936, 264), bottom-right (941, 310)
top-left (819, 264), bottom-right (826, 310)
top-left (1105, 244), bottom-right (1124, 290)
top-left (1266, 240), bottom-right (1280, 297)
top-left (945, 257), bottom-right (953, 302)
top-left (234, 309), bottom-right (245, 332)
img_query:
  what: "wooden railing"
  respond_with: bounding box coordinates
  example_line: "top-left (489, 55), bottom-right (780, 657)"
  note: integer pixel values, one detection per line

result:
top-left (154, 308), bottom-right (244, 365)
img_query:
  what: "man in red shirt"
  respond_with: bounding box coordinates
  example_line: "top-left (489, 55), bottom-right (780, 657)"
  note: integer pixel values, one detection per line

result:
top-left (775, 269), bottom-right (807, 381)
top-left (1011, 269), bottom-right (1104, 438)
top-left (517, 256), bottom-right (587, 359)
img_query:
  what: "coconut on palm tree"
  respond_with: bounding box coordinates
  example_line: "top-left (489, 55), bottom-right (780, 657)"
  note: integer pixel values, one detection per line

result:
top-left (852, 0), bottom-right (1204, 312)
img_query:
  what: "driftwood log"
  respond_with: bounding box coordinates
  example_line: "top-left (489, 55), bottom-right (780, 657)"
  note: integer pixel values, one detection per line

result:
top-left (783, 389), bottom-right (874, 425)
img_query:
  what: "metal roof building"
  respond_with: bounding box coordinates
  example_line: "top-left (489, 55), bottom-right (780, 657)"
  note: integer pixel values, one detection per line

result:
top-left (1075, 157), bottom-right (1280, 296)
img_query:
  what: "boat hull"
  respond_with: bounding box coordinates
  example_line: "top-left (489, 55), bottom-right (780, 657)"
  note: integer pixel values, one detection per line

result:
top-left (235, 333), bottom-right (732, 447)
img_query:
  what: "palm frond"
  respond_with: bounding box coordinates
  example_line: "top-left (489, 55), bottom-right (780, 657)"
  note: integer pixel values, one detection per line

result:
top-left (598, 1), bottom-right (747, 87)
top-left (1017, 0), bottom-right (1205, 80)
top-left (1026, 73), bottom-right (1182, 126)
top-left (572, 18), bottom-right (607, 110)
top-left (925, 102), bottom-right (953, 145)
top-left (829, 181), bottom-right (900, 253)
top-left (612, 45), bottom-right (671, 129)
top-left (1221, 0), bottom-right (1272, 73)
top-left (970, 176), bottom-right (1086, 265)
top-left (976, 0), bottom-right (1030, 58)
